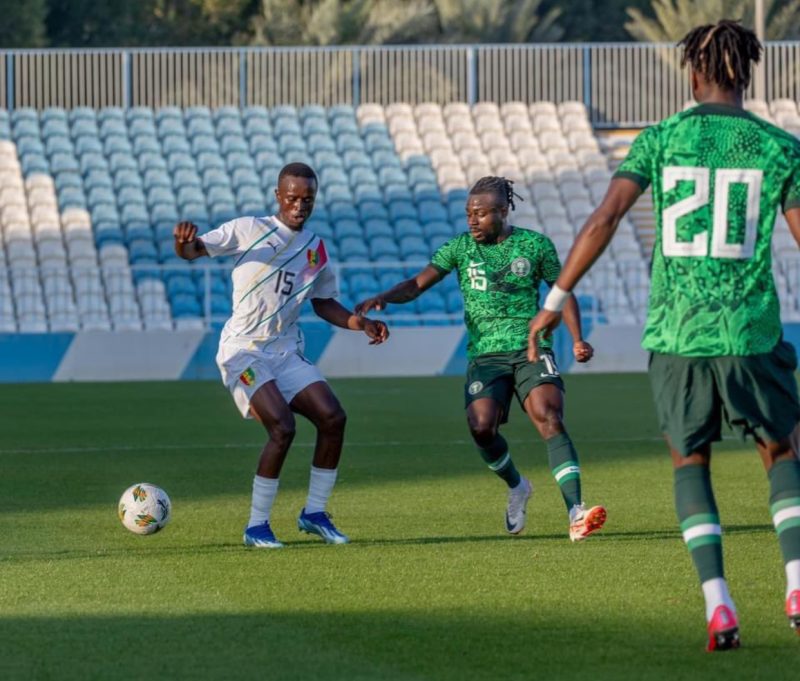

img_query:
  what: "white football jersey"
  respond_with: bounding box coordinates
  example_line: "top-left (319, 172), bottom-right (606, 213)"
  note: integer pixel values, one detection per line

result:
top-left (200, 215), bottom-right (338, 352)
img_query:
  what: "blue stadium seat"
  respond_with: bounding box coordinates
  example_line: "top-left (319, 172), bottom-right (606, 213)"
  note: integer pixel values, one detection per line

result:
top-left (128, 239), bottom-right (158, 264)
top-left (12, 108), bottom-right (38, 125)
top-left (350, 167), bottom-right (379, 187)
top-left (348, 272), bottom-right (378, 293)
top-left (371, 150), bottom-right (402, 169)
top-left (428, 234), bottom-right (450, 252)
top-left (378, 272), bottom-right (401, 290)
top-left (210, 203), bottom-right (237, 223)
top-left (177, 186), bottom-right (206, 207)
top-left (300, 104), bottom-right (327, 121)
top-left (333, 219), bottom-right (362, 240)
top-left (331, 117), bottom-right (358, 136)
top-left (423, 220), bottom-right (453, 239)
top-left (220, 136), bottom-right (248, 155)
top-left (97, 107), bottom-right (125, 124)
top-left (399, 234), bottom-right (429, 260)
top-left (203, 168), bottom-right (231, 190)
top-left (254, 153), bottom-right (284, 176)
top-left (50, 153), bottom-right (80, 174)
top-left (145, 187), bottom-right (175, 210)
top-left (354, 184), bottom-right (383, 203)
top-left (94, 222), bottom-right (125, 247)
top-left (75, 137), bottom-right (103, 155)
top-left (249, 135), bottom-right (278, 155)
top-left (16, 137), bottom-right (45, 155)
top-left (68, 107), bottom-right (95, 125)
top-left (128, 119), bottom-right (157, 138)
top-left (162, 135), bottom-right (191, 155)
top-left (304, 119), bottom-right (331, 137)
top-left (451, 217), bottom-right (468, 234)
top-left (364, 219), bottom-right (394, 239)
top-left (185, 106), bottom-right (212, 122)
top-left (97, 120), bottom-right (125, 141)
top-left (324, 184), bottom-right (353, 204)
top-left (132, 135), bottom-right (160, 156)
top-left (369, 237), bottom-right (400, 260)
top-left (159, 119), bottom-right (186, 139)
top-left (143, 168), bottom-right (173, 190)
top-left (226, 152), bottom-right (255, 172)
top-left (0, 120), bottom-right (10, 140)
top-left (311, 141), bottom-right (338, 160)
top-left (274, 118), bottom-right (302, 136)
top-left (328, 104), bottom-right (355, 120)
top-left (231, 168), bottom-right (260, 190)
top-left (320, 166), bottom-right (348, 186)
top-left (364, 134), bottom-right (395, 154)
top-left (118, 186), bottom-right (147, 206)
top-left (244, 117), bottom-right (272, 138)
top-left (114, 169), bottom-right (144, 191)
top-left (336, 133), bottom-right (364, 153)
top-left (168, 153), bottom-right (196, 173)
top-left (57, 187), bottom-right (87, 210)
top-left (418, 200), bottom-right (448, 224)
top-left (394, 219), bottom-right (421, 239)
top-left (343, 150), bottom-right (372, 170)
top-left (413, 183), bottom-right (441, 203)
top-left (40, 107), bottom-right (68, 125)
top-left (81, 152), bottom-right (110, 175)
top-left (108, 152), bottom-right (137, 173)
top-left (278, 135), bottom-right (306, 156)
top-left (242, 106), bottom-right (270, 123)
top-left (306, 219), bottom-right (333, 239)
top-left (167, 276), bottom-right (197, 297)
top-left (389, 201), bottom-right (418, 222)
top-left (171, 293), bottom-right (202, 318)
top-left (127, 106), bottom-right (154, 124)
top-left (60, 171), bottom-right (90, 191)
top-left (195, 152), bottom-right (225, 172)
top-left (446, 289), bottom-right (464, 313)
top-left (41, 119), bottom-right (70, 139)
top-left (384, 184), bottom-right (413, 203)
top-left (379, 167), bottom-right (406, 186)
top-left (121, 203), bottom-right (150, 228)
top-left (418, 292), bottom-right (446, 313)
top-left (214, 106), bottom-right (241, 124)
top-left (271, 105), bottom-right (299, 121)
top-left (236, 186), bottom-right (264, 206)
top-left (186, 117), bottom-right (214, 138)
top-left (151, 204), bottom-right (179, 228)
top-left (359, 201), bottom-right (389, 222)
top-left (329, 202), bottom-right (359, 223)
top-left (404, 154), bottom-right (434, 170)
top-left (125, 222), bottom-right (154, 243)
top-left (409, 166), bottom-right (438, 186)
top-left (238, 200), bottom-right (266, 215)
top-left (172, 168), bottom-right (203, 189)
top-left (155, 106), bottom-right (183, 124)
top-left (89, 198), bottom-right (117, 220)
top-left (192, 134), bottom-right (220, 155)
top-left (21, 154), bottom-right (50, 175)
top-left (217, 119), bottom-right (244, 137)
top-left (208, 186), bottom-right (236, 205)
top-left (209, 293), bottom-right (232, 316)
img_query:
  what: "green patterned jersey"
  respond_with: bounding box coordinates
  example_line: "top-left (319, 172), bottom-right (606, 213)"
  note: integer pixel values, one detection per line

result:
top-left (615, 102), bottom-right (800, 356)
top-left (430, 227), bottom-right (560, 358)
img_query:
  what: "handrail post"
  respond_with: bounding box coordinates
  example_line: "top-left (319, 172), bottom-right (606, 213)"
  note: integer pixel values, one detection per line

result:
top-left (352, 48), bottom-right (361, 107)
top-left (6, 52), bottom-right (14, 111)
top-left (239, 48), bottom-right (247, 108)
top-left (467, 47), bottom-right (477, 104)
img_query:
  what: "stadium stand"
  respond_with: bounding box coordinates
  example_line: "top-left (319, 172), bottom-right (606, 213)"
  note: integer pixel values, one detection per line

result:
top-left (2, 99), bottom-right (798, 332)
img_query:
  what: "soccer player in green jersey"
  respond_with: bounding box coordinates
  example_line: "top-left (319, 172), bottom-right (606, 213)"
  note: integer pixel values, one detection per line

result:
top-left (356, 176), bottom-right (607, 541)
top-left (529, 20), bottom-right (800, 651)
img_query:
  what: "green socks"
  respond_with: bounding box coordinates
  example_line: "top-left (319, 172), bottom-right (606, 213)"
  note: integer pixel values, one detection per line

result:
top-left (477, 433), bottom-right (521, 489)
top-left (769, 459), bottom-right (800, 564)
top-left (547, 432), bottom-right (581, 510)
top-left (675, 465), bottom-right (725, 584)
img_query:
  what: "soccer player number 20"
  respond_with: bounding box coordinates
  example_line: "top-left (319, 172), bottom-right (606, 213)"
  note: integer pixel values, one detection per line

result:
top-left (274, 270), bottom-right (295, 296)
top-left (662, 166), bottom-right (763, 260)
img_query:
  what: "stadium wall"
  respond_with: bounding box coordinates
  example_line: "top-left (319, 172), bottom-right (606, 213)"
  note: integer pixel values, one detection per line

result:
top-left (4, 324), bottom-right (800, 382)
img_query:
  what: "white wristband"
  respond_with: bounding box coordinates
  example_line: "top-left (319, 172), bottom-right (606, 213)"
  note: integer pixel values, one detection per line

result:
top-left (543, 284), bottom-right (571, 312)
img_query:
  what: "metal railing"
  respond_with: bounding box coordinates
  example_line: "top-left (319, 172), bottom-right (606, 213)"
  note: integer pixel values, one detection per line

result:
top-left (3, 42), bottom-right (800, 127)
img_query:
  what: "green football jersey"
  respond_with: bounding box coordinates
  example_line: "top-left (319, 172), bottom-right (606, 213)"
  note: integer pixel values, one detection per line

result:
top-left (615, 102), bottom-right (800, 357)
top-left (430, 227), bottom-right (561, 358)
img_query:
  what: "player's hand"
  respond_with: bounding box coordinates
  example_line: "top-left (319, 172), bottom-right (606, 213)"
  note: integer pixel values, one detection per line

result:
top-left (573, 339), bottom-right (594, 363)
top-left (354, 296), bottom-right (387, 316)
top-left (173, 221), bottom-right (198, 243)
top-left (363, 319), bottom-right (389, 345)
top-left (528, 310), bottom-right (563, 362)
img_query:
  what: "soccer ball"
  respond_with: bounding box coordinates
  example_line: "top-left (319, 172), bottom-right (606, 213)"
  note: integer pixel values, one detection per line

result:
top-left (118, 483), bottom-right (172, 535)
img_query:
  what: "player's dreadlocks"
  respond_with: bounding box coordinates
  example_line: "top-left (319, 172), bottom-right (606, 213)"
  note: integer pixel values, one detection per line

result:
top-left (469, 176), bottom-right (523, 211)
top-left (678, 20), bottom-right (762, 91)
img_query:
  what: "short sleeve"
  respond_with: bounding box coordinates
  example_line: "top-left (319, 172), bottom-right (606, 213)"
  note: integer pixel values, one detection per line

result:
top-left (310, 265), bottom-right (339, 300)
top-left (783, 155), bottom-right (800, 211)
top-left (199, 219), bottom-right (242, 257)
top-left (538, 237), bottom-right (561, 285)
top-left (430, 237), bottom-right (459, 274)
top-left (614, 126), bottom-right (658, 191)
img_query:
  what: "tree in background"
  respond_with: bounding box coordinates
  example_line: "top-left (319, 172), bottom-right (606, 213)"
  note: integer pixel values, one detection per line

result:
top-left (0, 0), bottom-right (47, 48)
top-left (626, 0), bottom-right (800, 42)
top-left (431, 0), bottom-right (563, 43)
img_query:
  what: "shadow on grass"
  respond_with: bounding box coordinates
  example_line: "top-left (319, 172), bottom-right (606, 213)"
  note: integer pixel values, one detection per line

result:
top-left (1, 608), bottom-right (798, 681)
top-left (0, 524), bottom-right (775, 565)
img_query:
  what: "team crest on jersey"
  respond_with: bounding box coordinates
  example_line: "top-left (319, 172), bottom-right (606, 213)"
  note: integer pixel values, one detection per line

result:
top-left (510, 257), bottom-right (531, 277)
top-left (306, 240), bottom-right (328, 269)
top-left (239, 367), bottom-right (256, 386)
top-left (468, 381), bottom-right (484, 395)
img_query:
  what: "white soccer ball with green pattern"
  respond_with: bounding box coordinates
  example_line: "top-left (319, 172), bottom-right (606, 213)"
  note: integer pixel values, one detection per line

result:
top-left (118, 483), bottom-right (172, 535)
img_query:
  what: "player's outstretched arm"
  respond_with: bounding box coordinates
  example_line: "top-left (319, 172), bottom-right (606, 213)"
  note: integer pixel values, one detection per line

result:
top-left (173, 221), bottom-right (209, 261)
top-left (527, 178), bottom-right (642, 361)
top-left (785, 208), bottom-right (800, 247)
top-left (560, 294), bottom-right (594, 363)
top-left (311, 298), bottom-right (389, 345)
top-left (354, 265), bottom-right (444, 315)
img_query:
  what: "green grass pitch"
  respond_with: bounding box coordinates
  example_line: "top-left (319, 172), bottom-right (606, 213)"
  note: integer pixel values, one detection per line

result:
top-left (1, 374), bottom-right (798, 680)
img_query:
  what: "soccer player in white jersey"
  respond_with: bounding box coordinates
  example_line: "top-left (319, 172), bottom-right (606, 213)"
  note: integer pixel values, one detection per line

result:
top-left (174, 163), bottom-right (389, 548)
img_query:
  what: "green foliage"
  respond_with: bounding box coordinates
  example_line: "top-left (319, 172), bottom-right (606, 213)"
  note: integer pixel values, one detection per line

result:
top-left (626, 0), bottom-right (800, 42)
top-left (0, 0), bottom-right (47, 47)
top-left (432, 0), bottom-right (564, 43)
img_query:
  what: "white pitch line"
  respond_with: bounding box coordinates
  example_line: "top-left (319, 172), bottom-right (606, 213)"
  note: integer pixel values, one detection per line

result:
top-left (0, 435), bottom-right (719, 456)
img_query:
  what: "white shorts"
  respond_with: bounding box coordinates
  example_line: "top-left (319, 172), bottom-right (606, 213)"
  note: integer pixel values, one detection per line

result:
top-left (216, 345), bottom-right (325, 419)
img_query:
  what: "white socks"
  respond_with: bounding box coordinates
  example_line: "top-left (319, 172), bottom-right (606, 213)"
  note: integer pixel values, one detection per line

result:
top-left (701, 577), bottom-right (735, 621)
top-left (787, 559), bottom-right (800, 597)
top-left (305, 466), bottom-right (338, 514)
top-left (248, 475), bottom-right (279, 528)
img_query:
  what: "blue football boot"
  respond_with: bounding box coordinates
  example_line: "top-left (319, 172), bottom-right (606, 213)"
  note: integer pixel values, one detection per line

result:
top-left (297, 509), bottom-right (350, 544)
top-left (243, 521), bottom-right (284, 548)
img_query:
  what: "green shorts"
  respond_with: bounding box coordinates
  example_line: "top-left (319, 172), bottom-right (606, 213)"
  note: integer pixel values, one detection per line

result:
top-left (648, 340), bottom-right (800, 456)
top-left (465, 349), bottom-right (564, 424)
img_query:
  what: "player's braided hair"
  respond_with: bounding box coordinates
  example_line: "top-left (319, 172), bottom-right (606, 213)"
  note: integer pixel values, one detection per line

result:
top-left (469, 176), bottom-right (523, 211)
top-left (678, 20), bottom-right (762, 91)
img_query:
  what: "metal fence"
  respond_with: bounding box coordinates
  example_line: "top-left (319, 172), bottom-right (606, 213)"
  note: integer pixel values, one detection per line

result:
top-left (2, 42), bottom-right (800, 127)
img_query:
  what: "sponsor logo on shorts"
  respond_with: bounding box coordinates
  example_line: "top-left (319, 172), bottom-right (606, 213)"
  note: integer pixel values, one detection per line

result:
top-left (239, 367), bottom-right (256, 386)
top-left (468, 381), bottom-right (484, 395)
top-left (511, 257), bottom-right (531, 277)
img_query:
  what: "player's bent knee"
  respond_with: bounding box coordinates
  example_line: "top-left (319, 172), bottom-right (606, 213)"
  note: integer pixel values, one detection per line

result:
top-left (468, 421), bottom-right (498, 444)
top-left (319, 408), bottom-right (347, 435)
top-left (268, 418), bottom-right (297, 447)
